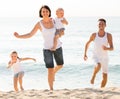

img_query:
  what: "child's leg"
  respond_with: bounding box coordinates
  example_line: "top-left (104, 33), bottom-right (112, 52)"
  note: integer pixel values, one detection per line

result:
top-left (59, 30), bottom-right (64, 37)
top-left (14, 77), bottom-right (19, 91)
top-left (18, 72), bottom-right (24, 90)
top-left (51, 34), bottom-right (59, 51)
top-left (59, 28), bottom-right (65, 37)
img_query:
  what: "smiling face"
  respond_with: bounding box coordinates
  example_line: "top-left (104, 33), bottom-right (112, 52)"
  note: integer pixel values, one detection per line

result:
top-left (98, 20), bottom-right (106, 30)
top-left (41, 8), bottom-right (50, 18)
top-left (56, 9), bottom-right (64, 18)
top-left (10, 52), bottom-right (18, 61)
top-left (39, 5), bottom-right (51, 18)
top-left (98, 18), bottom-right (106, 30)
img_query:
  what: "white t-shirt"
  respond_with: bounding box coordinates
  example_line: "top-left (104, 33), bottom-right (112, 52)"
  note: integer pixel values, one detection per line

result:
top-left (11, 59), bottom-right (23, 74)
top-left (54, 17), bottom-right (64, 29)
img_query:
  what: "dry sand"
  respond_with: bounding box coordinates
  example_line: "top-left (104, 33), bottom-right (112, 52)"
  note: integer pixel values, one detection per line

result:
top-left (0, 87), bottom-right (120, 99)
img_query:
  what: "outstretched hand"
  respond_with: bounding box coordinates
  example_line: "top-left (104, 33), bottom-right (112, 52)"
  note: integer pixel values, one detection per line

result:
top-left (14, 32), bottom-right (19, 38)
top-left (33, 58), bottom-right (36, 62)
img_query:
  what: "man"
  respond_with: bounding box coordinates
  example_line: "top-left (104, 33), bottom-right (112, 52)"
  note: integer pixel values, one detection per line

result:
top-left (84, 18), bottom-right (114, 88)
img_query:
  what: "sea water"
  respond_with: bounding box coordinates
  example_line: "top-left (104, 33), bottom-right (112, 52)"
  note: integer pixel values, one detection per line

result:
top-left (0, 16), bottom-right (120, 91)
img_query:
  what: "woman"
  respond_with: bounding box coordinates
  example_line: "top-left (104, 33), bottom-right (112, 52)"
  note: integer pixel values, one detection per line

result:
top-left (14, 5), bottom-right (64, 90)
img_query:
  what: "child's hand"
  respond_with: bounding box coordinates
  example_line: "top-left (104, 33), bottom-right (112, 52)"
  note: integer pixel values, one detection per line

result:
top-left (61, 18), bottom-right (68, 25)
top-left (33, 59), bottom-right (36, 62)
top-left (7, 61), bottom-right (13, 68)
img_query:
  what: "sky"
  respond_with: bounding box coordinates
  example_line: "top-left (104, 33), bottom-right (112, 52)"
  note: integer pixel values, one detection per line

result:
top-left (0, 0), bottom-right (120, 17)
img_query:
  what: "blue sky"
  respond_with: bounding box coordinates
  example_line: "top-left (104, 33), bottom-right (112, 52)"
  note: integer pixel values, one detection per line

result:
top-left (0, 0), bottom-right (120, 17)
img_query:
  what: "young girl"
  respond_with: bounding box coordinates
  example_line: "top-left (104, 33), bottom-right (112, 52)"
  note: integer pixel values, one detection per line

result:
top-left (7, 51), bottom-right (36, 91)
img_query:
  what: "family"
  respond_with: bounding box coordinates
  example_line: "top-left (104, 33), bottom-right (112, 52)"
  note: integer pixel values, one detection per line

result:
top-left (7, 5), bottom-right (114, 91)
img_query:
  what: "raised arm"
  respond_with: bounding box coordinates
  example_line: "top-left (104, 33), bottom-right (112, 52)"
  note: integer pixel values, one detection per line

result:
top-left (84, 33), bottom-right (96, 61)
top-left (14, 22), bottom-right (41, 39)
top-left (19, 57), bottom-right (36, 62)
top-left (61, 17), bottom-right (68, 25)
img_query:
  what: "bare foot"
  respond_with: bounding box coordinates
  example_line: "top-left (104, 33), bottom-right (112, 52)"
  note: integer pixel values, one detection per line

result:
top-left (20, 87), bottom-right (24, 91)
top-left (90, 78), bottom-right (94, 84)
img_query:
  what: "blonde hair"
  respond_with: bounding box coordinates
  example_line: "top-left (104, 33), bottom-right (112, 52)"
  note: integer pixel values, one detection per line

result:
top-left (56, 8), bottom-right (64, 12)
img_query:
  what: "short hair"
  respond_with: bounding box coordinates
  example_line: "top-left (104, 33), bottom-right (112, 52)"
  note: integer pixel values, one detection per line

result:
top-left (39, 5), bottom-right (51, 18)
top-left (98, 18), bottom-right (106, 24)
top-left (56, 8), bottom-right (64, 12)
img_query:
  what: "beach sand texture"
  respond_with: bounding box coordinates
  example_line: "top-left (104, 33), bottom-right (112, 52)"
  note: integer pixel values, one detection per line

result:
top-left (0, 87), bottom-right (120, 99)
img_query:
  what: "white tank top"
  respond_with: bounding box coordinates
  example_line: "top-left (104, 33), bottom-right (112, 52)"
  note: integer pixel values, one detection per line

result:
top-left (40, 20), bottom-right (62, 49)
top-left (93, 33), bottom-right (108, 57)
top-left (12, 59), bottom-right (23, 74)
top-left (55, 17), bottom-right (64, 29)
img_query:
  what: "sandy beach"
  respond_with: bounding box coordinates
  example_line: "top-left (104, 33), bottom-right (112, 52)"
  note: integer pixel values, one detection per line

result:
top-left (0, 87), bottom-right (120, 99)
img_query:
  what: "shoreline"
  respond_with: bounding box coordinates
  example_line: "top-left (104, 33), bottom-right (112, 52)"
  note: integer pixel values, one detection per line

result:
top-left (0, 87), bottom-right (120, 99)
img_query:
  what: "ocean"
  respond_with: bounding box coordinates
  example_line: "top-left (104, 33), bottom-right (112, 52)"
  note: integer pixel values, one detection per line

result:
top-left (0, 16), bottom-right (120, 91)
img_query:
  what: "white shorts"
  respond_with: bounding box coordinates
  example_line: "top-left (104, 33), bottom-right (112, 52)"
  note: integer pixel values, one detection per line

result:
top-left (93, 56), bottom-right (109, 74)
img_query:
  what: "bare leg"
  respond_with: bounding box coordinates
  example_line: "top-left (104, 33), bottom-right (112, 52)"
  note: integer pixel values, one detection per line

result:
top-left (14, 77), bottom-right (18, 91)
top-left (18, 73), bottom-right (24, 91)
top-left (101, 73), bottom-right (107, 88)
top-left (53, 65), bottom-right (63, 81)
top-left (54, 65), bottom-right (63, 74)
top-left (91, 63), bottom-right (101, 84)
top-left (51, 35), bottom-right (59, 51)
top-left (48, 68), bottom-right (54, 90)
top-left (60, 30), bottom-right (64, 36)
